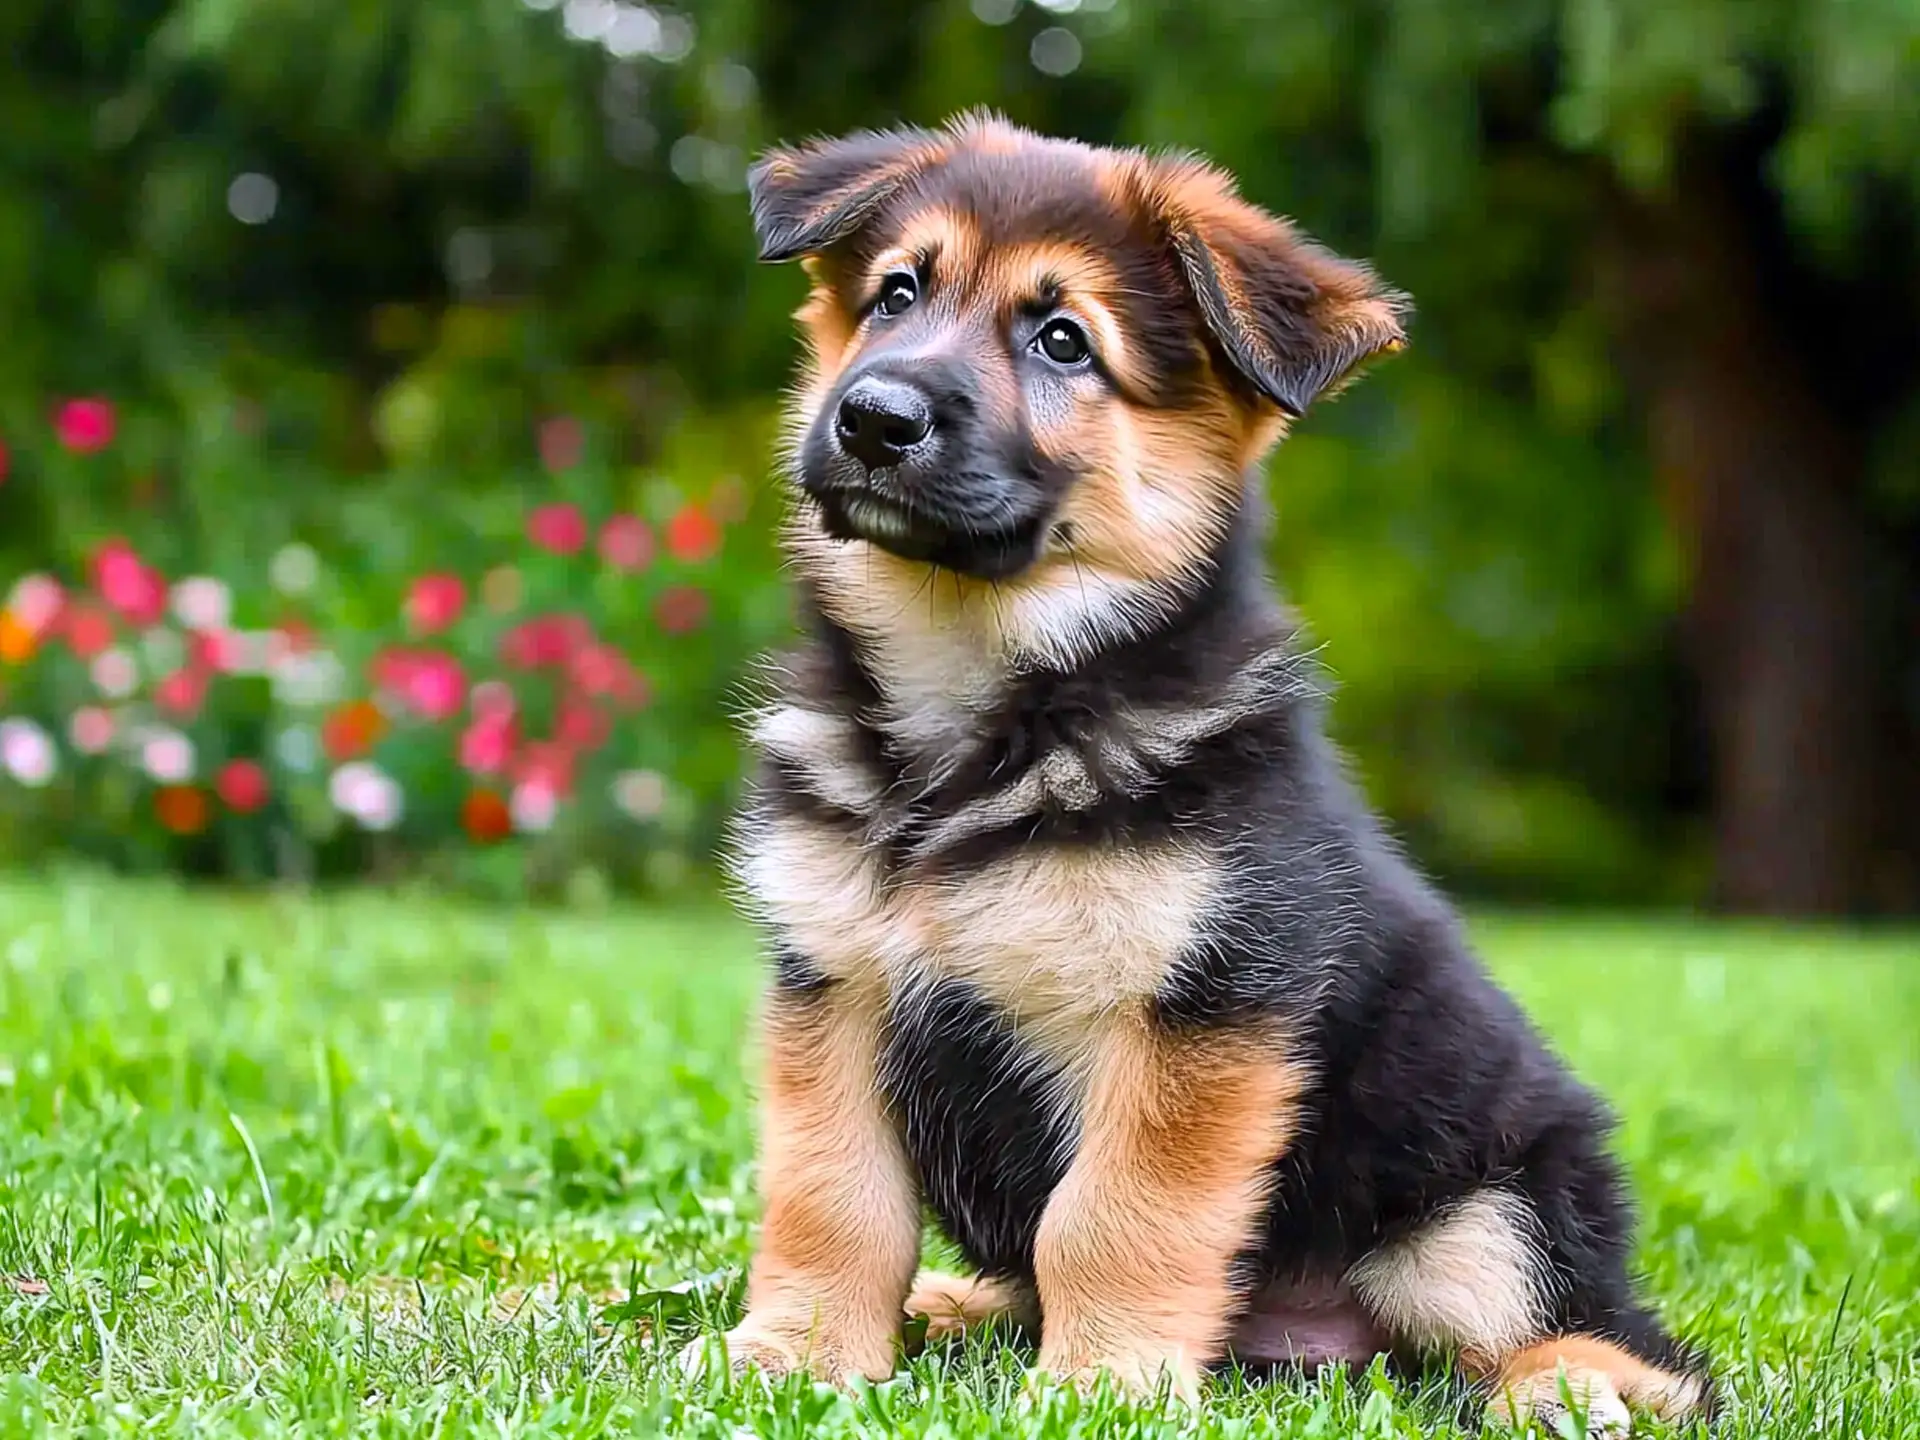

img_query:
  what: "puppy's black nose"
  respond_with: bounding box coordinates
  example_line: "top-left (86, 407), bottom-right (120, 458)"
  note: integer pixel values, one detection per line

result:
top-left (835, 378), bottom-right (934, 471)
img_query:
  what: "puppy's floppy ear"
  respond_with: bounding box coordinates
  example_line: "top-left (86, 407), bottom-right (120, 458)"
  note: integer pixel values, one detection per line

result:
top-left (748, 125), bottom-right (944, 263)
top-left (1144, 158), bottom-right (1410, 416)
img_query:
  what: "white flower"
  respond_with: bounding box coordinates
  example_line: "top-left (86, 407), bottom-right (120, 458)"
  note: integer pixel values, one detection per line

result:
top-left (140, 730), bottom-right (196, 784)
top-left (270, 649), bottom-right (344, 707)
top-left (269, 543), bottom-right (320, 597)
top-left (90, 647), bottom-right (139, 699)
top-left (0, 718), bottom-right (57, 787)
top-left (510, 781), bottom-right (558, 834)
top-left (5, 574), bottom-right (64, 635)
top-left (273, 726), bottom-right (319, 773)
top-left (170, 576), bottom-right (233, 632)
top-left (612, 768), bottom-right (667, 820)
top-left (330, 761), bottom-right (403, 831)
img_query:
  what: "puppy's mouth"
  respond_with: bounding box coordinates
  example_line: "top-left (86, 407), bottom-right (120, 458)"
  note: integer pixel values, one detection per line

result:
top-left (812, 487), bottom-right (1049, 580)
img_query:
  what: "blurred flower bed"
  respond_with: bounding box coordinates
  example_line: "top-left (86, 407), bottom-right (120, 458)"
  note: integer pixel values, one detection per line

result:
top-left (0, 398), bottom-right (790, 901)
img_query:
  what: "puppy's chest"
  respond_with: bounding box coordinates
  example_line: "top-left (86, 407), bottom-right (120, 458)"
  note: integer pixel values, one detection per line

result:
top-left (739, 804), bottom-right (1218, 1062)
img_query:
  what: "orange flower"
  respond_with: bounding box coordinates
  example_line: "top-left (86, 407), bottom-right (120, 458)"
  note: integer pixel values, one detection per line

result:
top-left (154, 785), bottom-right (210, 835)
top-left (461, 789), bottom-right (512, 843)
top-left (321, 699), bottom-right (387, 761)
top-left (0, 611), bottom-right (34, 665)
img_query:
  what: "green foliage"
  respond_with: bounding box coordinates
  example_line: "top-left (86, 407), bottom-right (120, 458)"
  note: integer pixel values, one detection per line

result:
top-left (1, 878), bottom-right (1917, 1432)
top-left (3, 0), bottom-right (1918, 900)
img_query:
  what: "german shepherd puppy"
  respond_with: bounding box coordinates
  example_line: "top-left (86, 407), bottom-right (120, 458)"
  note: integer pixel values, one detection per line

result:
top-left (685, 113), bottom-right (1715, 1434)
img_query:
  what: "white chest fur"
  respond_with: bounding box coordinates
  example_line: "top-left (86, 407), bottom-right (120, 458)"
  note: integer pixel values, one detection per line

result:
top-left (736, 810), bottom-right (1218, 1066)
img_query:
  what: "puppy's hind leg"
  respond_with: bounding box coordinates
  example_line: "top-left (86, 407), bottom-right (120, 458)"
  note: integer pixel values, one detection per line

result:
top-left (905, 1270), bottom-right (1036, 1343)
top-left (1347, 1186), bottom-right (1714, 1435)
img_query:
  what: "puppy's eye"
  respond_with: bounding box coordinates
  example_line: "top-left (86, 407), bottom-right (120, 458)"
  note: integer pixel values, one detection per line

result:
top-left (874, 272), bottom-right (919, 318)
top-left (1035, 318), bottom-right (1091, 368)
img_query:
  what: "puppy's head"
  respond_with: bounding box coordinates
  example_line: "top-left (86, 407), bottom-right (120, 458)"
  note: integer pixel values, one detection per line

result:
top-left (752, 114), bottom-right (1407, 651)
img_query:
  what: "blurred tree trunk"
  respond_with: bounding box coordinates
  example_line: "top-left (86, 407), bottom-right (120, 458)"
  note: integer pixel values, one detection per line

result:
top-left (1597, 140), bottom-right (1878, 916)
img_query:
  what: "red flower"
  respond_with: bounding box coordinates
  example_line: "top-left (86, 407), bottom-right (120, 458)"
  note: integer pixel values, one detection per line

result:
top-left (155, 667), bottom-right (210, 720)
top-left (556, 694), bottom-right (611, 751)
top-left (215, 759), bottom-right (270, 814)
top-left (458, 712), bottom-right (516, 775)
top-left (404, 574), bottom-right (467, 636)
top-left (55, 398), bottom-right (117, 454)
top-left (0, 435), bottom-right (10, 484)
top-left (154, 785), bottom-right (209, 835)
top-left (62, 602), bottom-right (116, 659)
top-left (92, 540), bottom-right (167, 627)
top-left (499, 612), bottom-right (591, 669)
top-left (538, 416), bottom-right (585, 473)
top-left (321, 700), bottom-right (386, 761)
top-left (655, 585), bottom-right (709, 634)
top-left (461, 789), bottom-right (513, 843)
top-left (527, 503), bottom-right (588, 556)
top-left (664, 503), bottom-right (722, 564)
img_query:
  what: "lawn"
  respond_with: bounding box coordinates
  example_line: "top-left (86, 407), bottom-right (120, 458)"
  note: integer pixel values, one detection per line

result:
top-left (1, 875), bottom-right (1915, 1438)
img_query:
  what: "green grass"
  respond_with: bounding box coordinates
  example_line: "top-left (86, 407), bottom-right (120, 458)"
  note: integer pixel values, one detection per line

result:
top-left (1, 875), bottom-right (1916, 1438)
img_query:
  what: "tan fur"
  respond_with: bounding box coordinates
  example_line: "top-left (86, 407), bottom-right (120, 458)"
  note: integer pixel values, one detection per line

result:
top-left (736, 810), bottom-right (1216, 1072)
top-left (1347, 1188), bottom-right (1553, 1360)
top-left (1481, 1334), bottom-right (1711, 1434)
top-left (687, 985), bottom-right (920, 1383)
top-left (905, 1269), bottom-right (1036, 1341)
top-left (1031, 1011), bottom-right (1305, 1400)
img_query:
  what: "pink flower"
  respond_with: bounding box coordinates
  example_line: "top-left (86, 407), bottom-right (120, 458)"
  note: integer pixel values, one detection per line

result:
top-left (555, 694), bottom-right (610, 751)
top-left (0, 435), bottom-right (9, 484)
top-left (527, 503), bottom-right (589, 556)
top-left (499, 613), bottom-right (590, 669)
top-left (400, 651), bottom-right (466, 722)
top-left (90, 647), bottom-right (139, 698)
top-left (141, 730), bottom-right (195, 784)
top-left (470, 679), bottom-right (516, 719)
top-left (510, 780), bottom-right (559, 834)
top-left (405, 574), bottom-right (466, 636)
top-left (69, 706), bottom-right (115, 755)
top-left (65, 603), bottom-right (116, 660)
top-left (92, 540), bottom-right (167, 627)
top-left (190, 629), bottom-right (250, 674)
top-left (215, 759), bottom-right (270, 814)
top-left (514, 740), bottom-right (575, 797)
top-left (55, 397), bottom-right (117, 454)
top-left (170, 576), bottom-right (232, 632)
top-left (598, 514), bottom-right (655, 572)
top-left (538, 416), bottom-right (585, 473)
top-left (569, 643), bottom-right (629, 698)
top-left (6, 575), bottom-right (65, 636)
top-left (458, 712), bottom-right (516, 775)
top-left (155, 667), bottom-right (210, 720)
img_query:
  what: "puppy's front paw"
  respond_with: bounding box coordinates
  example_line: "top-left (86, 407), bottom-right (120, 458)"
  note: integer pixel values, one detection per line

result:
top-left (1029, 1347), bottom-right (1202, 1405)
top-left (678, 1315), bottom-right (897, 1388)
